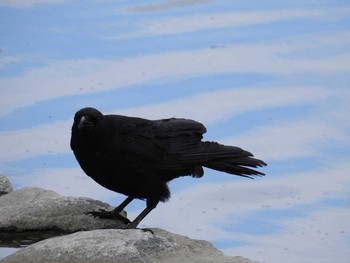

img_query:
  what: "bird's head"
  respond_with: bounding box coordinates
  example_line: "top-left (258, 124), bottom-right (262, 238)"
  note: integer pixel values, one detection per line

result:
top-left (72, 107), bottom-right (103, 131)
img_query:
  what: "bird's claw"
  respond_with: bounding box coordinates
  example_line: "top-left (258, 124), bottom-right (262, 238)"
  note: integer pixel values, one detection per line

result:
top-left (140, 228), bottom-right (154, 234)
top-left (86, 209), bottom-right (131, 224)
top-left (85, 208), bottom-right (107, 218)
top-left (123, 224), bottom-right (154, 234)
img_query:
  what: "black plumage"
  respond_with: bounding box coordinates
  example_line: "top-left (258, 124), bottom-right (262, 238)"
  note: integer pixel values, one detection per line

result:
top-left (71, 107), bottom-right (266, 228)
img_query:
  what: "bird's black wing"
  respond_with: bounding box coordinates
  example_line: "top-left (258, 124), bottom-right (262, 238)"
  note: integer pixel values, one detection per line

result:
top-left (152, 117), bottom-right (206, 153)
top-left (99, 115), bottom-right (207, 178)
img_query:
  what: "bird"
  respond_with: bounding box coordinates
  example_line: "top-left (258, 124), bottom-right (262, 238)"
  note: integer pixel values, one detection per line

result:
top-left (71, 107), bottom-right (266, 229)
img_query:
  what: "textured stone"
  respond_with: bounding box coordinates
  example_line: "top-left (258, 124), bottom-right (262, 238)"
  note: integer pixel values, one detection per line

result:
top-left (1, 229), bottom-right (257, 263)
top-left (0, 187), bottom-right (126, 233)
top-left (0, 176), bottom-right (13, 196)
top-left (0, 185), bottom-right (258, 263)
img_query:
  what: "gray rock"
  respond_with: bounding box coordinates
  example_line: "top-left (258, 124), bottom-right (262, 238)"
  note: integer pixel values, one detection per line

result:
top-left (0, 229), bottom-right (257, 263)
top-left (0, 187), bottom-right (126, 233)
top-left (0, 176), bottom-right (13, 196)
top-left (0, 186), bottom-right (258, 263)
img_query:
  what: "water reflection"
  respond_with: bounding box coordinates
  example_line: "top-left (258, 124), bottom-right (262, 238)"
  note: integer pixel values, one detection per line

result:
top-left (1, 1), bottom-right (349, 263)
top-left (0, 231), bottom-right (65, 248)
top-left (0, 231), bottom-right (64, 259)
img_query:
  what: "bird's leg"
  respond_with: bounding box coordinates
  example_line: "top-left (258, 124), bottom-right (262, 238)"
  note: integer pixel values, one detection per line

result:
top-left (125, 199), bottom-right (159, 229)
top-left (115, 196), bottom-right (135, 212)
top-left (86, 196), bottom-right (135, 224)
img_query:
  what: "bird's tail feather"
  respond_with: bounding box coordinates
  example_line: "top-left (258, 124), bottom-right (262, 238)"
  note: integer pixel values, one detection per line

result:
top-left (181, 141), bottom-right (266, 178)
top-left (205, 158), bottom-right (265, 178)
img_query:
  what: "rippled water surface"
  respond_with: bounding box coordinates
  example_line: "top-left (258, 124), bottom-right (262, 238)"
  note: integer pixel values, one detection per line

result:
top-left (1, 1), bottom-right (349, 262)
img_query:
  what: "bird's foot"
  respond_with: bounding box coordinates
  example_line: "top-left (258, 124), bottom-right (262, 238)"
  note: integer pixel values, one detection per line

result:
top-left (140, 228), bottom-right (154, 234)
top-left (123, 223), bottom-right (154, 234)
top-left (86, 208), bottom-right (131, 224)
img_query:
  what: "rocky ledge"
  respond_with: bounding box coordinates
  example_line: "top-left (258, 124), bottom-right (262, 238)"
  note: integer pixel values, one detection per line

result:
top-left (1, 229), bottom-right (255, 263)
top-left (0, 186), bottom-right (125, 235)
top-left (0, 176), bottom-right (257, 263)
top-left (0, 176), bottom-right (13, 196)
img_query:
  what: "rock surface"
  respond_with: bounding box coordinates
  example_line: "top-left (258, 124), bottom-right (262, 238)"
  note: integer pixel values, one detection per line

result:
top-left (0, 229), bottom-right (257, 263)
top-left (0, 187), bottom-right (126, 233)
top-left (0, 185), bottom-right (258, 263)
top-left (0, 176), bottom-right (13, 196)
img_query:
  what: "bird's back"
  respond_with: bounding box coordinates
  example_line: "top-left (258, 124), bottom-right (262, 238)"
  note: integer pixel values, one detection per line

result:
top-left (71, 111), bottom-right (207, 201)
top-left (71, 107), bottom-right (266, 203)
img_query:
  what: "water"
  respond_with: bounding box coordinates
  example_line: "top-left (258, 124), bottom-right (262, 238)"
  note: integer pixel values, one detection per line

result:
top-left (1, 2), bottom-right (350, 263)
top-left (0, 231), bottom-right (64, 259)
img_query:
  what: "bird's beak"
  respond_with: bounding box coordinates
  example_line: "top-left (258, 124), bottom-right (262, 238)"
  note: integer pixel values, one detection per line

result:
top-left (78, 116), bottom-right (88, 129)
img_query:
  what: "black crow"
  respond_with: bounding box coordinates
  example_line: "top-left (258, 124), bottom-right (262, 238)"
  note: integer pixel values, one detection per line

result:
top-left (71, 107), bottom-right (266, 229)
